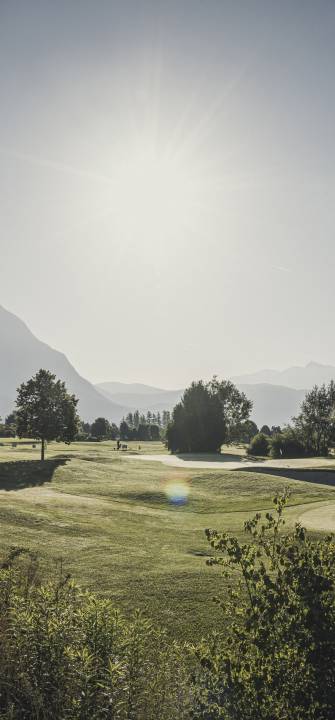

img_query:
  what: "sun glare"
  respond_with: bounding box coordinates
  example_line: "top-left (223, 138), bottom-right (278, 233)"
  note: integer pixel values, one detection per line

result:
top-left (109, 148), bottom-right (199, 235)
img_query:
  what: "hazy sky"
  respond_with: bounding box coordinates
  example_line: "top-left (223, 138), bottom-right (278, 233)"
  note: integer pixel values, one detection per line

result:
top-left (1, 1), bottom-right (335, 388)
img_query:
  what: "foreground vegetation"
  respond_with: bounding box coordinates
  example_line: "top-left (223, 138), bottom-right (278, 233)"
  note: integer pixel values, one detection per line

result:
top-left (1, 492), bottom-right (335, 719)
top-left (1, 440), bottom-right (335, 639)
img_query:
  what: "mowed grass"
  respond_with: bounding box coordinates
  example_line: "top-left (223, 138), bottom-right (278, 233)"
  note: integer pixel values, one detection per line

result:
top-left (1, 439), bottom-right (335, 638)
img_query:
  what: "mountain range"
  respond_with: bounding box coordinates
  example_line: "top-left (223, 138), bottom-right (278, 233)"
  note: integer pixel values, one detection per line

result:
top-left (0, 305), bottom-right (126, 422)
top-left (96, 382), bottom-right (183, 415)
top-left (232, 362), bottom-right (335, 389)
top-left (1, 304), bottom-right (335, 427)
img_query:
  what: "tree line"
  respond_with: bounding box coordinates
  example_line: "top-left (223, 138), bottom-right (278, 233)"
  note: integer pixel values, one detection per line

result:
top-left (2, 369), bottom-right (335, 460)
top-left (247, 381), bottom-right (335, 458)
top-left (167, 377), bottom-right (335, 457)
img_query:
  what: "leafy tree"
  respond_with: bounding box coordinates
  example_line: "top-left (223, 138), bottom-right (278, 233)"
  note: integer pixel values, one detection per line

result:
top-left (237, 420), bottom-right (258, 443)
top-left (201, 492), bottom-right (335, 719)
top-left (137, 423), bottom-right (150, 441)
top-left (150, 424), bottom-right (160, 441)
top-left (133, 410), bottom-right (140, 429)
top-left (109, 422), bottom-right (119, 440)
top-left (162, 410), bottom-right (171, 428)
top-left (294, 382), bottom-right (335, 456)
top-left (270, 428), bottom-right (305, 458)
top-left (125, 412), bottom-right (134, 428)
top-left (167, 381), bottom-right (225, 453)
top-left (119, 420), bottom-right (130, 440)
top-left (16, 369), bottom-right (79, 460)
top-left (247, 432), bottom-right (270, 456)
top-left (91, 417), bottom-right (110, 440)
top-left (260, 424), bottom-right (271, 436)
top-left (208, 377), bottom-right (252, 443)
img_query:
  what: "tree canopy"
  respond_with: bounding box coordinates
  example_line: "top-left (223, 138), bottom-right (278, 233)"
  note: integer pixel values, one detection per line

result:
top-left (294, 381), bottom-right (335, 456)
top-left (16, 369), bottom-right (79, 460)
top-left (167, 378), bottom-right (251, 453)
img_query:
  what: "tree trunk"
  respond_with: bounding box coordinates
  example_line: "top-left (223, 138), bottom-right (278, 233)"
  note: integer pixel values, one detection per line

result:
top-left (41, 438), bottom-right (45, 461)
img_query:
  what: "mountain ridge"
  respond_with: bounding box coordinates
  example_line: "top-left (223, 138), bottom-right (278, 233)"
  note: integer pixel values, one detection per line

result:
top-left (232, 361), bottom-right (335, 389)
top-left (0, 305), bottom-right (127, 422)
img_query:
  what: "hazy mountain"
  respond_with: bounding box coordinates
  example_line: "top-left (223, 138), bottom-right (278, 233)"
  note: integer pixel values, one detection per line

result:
top-left (97, 381), bottom-right (171, 396)
top-left (232, 362), bottom-right (335, 389)
top-left (96, 380), bottom-right (304, 427)
top-left (238, 383), bottom-right (305, 428)
top-left (96, 382), bottom-right (183, 414)
top-left (0, 305), bottom-right (126, 422)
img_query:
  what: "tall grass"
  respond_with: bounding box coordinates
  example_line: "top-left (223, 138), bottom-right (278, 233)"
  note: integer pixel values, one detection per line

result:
top-left (0, 550), bottom-right (193, 719)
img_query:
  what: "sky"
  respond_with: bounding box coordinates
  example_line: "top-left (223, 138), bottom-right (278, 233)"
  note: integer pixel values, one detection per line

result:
top-left (1, 0), bottom-right (335, 388)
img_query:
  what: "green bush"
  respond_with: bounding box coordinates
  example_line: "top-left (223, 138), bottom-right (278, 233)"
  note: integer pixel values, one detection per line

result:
top-left (270, 429), bottom-right (306, 458)
top-left (0, 551), bottom-right (192, 720)
top-left (202, 492), bottom-right (335, 719)
top-left (247, 432), bottom-right (270, 456)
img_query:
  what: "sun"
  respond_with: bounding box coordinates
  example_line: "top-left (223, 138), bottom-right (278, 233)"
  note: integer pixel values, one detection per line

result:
top-left (109, 146), bottom-right (199, 236)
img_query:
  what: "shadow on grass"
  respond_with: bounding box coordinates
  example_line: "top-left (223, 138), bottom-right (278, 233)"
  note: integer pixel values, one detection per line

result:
top-left (0, 457), bottom-right (69, 491)
top-left (240, 466), bottom-right (335, 487)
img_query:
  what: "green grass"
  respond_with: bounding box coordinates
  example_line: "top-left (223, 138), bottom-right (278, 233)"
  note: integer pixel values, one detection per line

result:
top-left (1, 439), bottom-right (335, 638)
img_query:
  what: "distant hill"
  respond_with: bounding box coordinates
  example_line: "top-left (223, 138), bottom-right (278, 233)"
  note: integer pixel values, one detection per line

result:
top-left (237, 383), bottom-right (305, 428)
top-left (232, 362), bottom-right (335, 390)
top-left (95, 382), bottom-right (183, 414)
top-left (0, 305), bottom-right (126, 422)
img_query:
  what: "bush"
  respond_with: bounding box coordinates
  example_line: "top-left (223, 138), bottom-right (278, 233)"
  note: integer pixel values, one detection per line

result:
top-left (202, 493), bottom-right (335, 719)
top-left (247, 432), bottom-right (270, 456)
top-left (270, 429), bottom-right (306, 458)
top-left (0, 551), bottom-right (192, 720)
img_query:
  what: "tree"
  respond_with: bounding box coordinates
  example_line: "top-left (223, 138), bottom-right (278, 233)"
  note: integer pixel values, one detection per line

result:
top-left (162, 410), bottom-right (171, 428)
top-left (109, 422), bottom-right (119, 440)
top-left (91, 417), bottom-right (110, 440)
top-left (150, 424), bottom-right (160, 441)
top-left (294, 382), bottom-right (335, 456)
top-left (270, 428), bottom-right (305, 458)
top-left (202, 492), bottom-right (335, 719)
top-left (16, 369), bottom-right (79, 460)
top-left (125, 412), bottom-right (134, 428)
top-left (119, 420), bottom-right (130, 440)
top-left (260, 424), bottom-right (271, 436)
top-left (208, 377), bottom-right (252, 443)
top-left (133, 410), bottom-right (140, 429)
top-left (167, 381), bottom-right (225, 453)
top-left (247, 431), bottom-right (270, 456)
top-left (237, 419), bottom-right (258, 443)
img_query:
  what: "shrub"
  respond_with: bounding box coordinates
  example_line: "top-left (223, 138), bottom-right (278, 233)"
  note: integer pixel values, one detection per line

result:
top-left (270, 429), bottom-right (306, 458)
top-left (0, 552), bottom-right (192, 720)
top-left (247, 432), bottom-right (270, 456)
top-left (202, 493), bottom-right (335, 719)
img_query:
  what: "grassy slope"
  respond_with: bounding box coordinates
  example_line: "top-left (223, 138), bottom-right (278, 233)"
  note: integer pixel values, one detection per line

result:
top-left (0, 439), bottom-right (335, 638)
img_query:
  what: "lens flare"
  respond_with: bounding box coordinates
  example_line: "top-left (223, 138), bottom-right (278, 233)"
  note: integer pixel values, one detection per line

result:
top-left (164, 480), bottom-right (190, 506)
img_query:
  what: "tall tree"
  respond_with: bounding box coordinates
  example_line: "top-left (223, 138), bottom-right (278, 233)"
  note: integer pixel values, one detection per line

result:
top-left (294, 381), bottom-right (335, 456)
top-left (208, 377), bottom-right (252, 443)
top-left (91, 417), bottom-right (110, 440)
top-left (167, 381), bottom-right (225, 453)
top-left (167, 378), bottom-right (252, 453)
top-left (16, 369), bottom-right (79, 460)
top-left (119, 420), bottom-right (130, 440)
